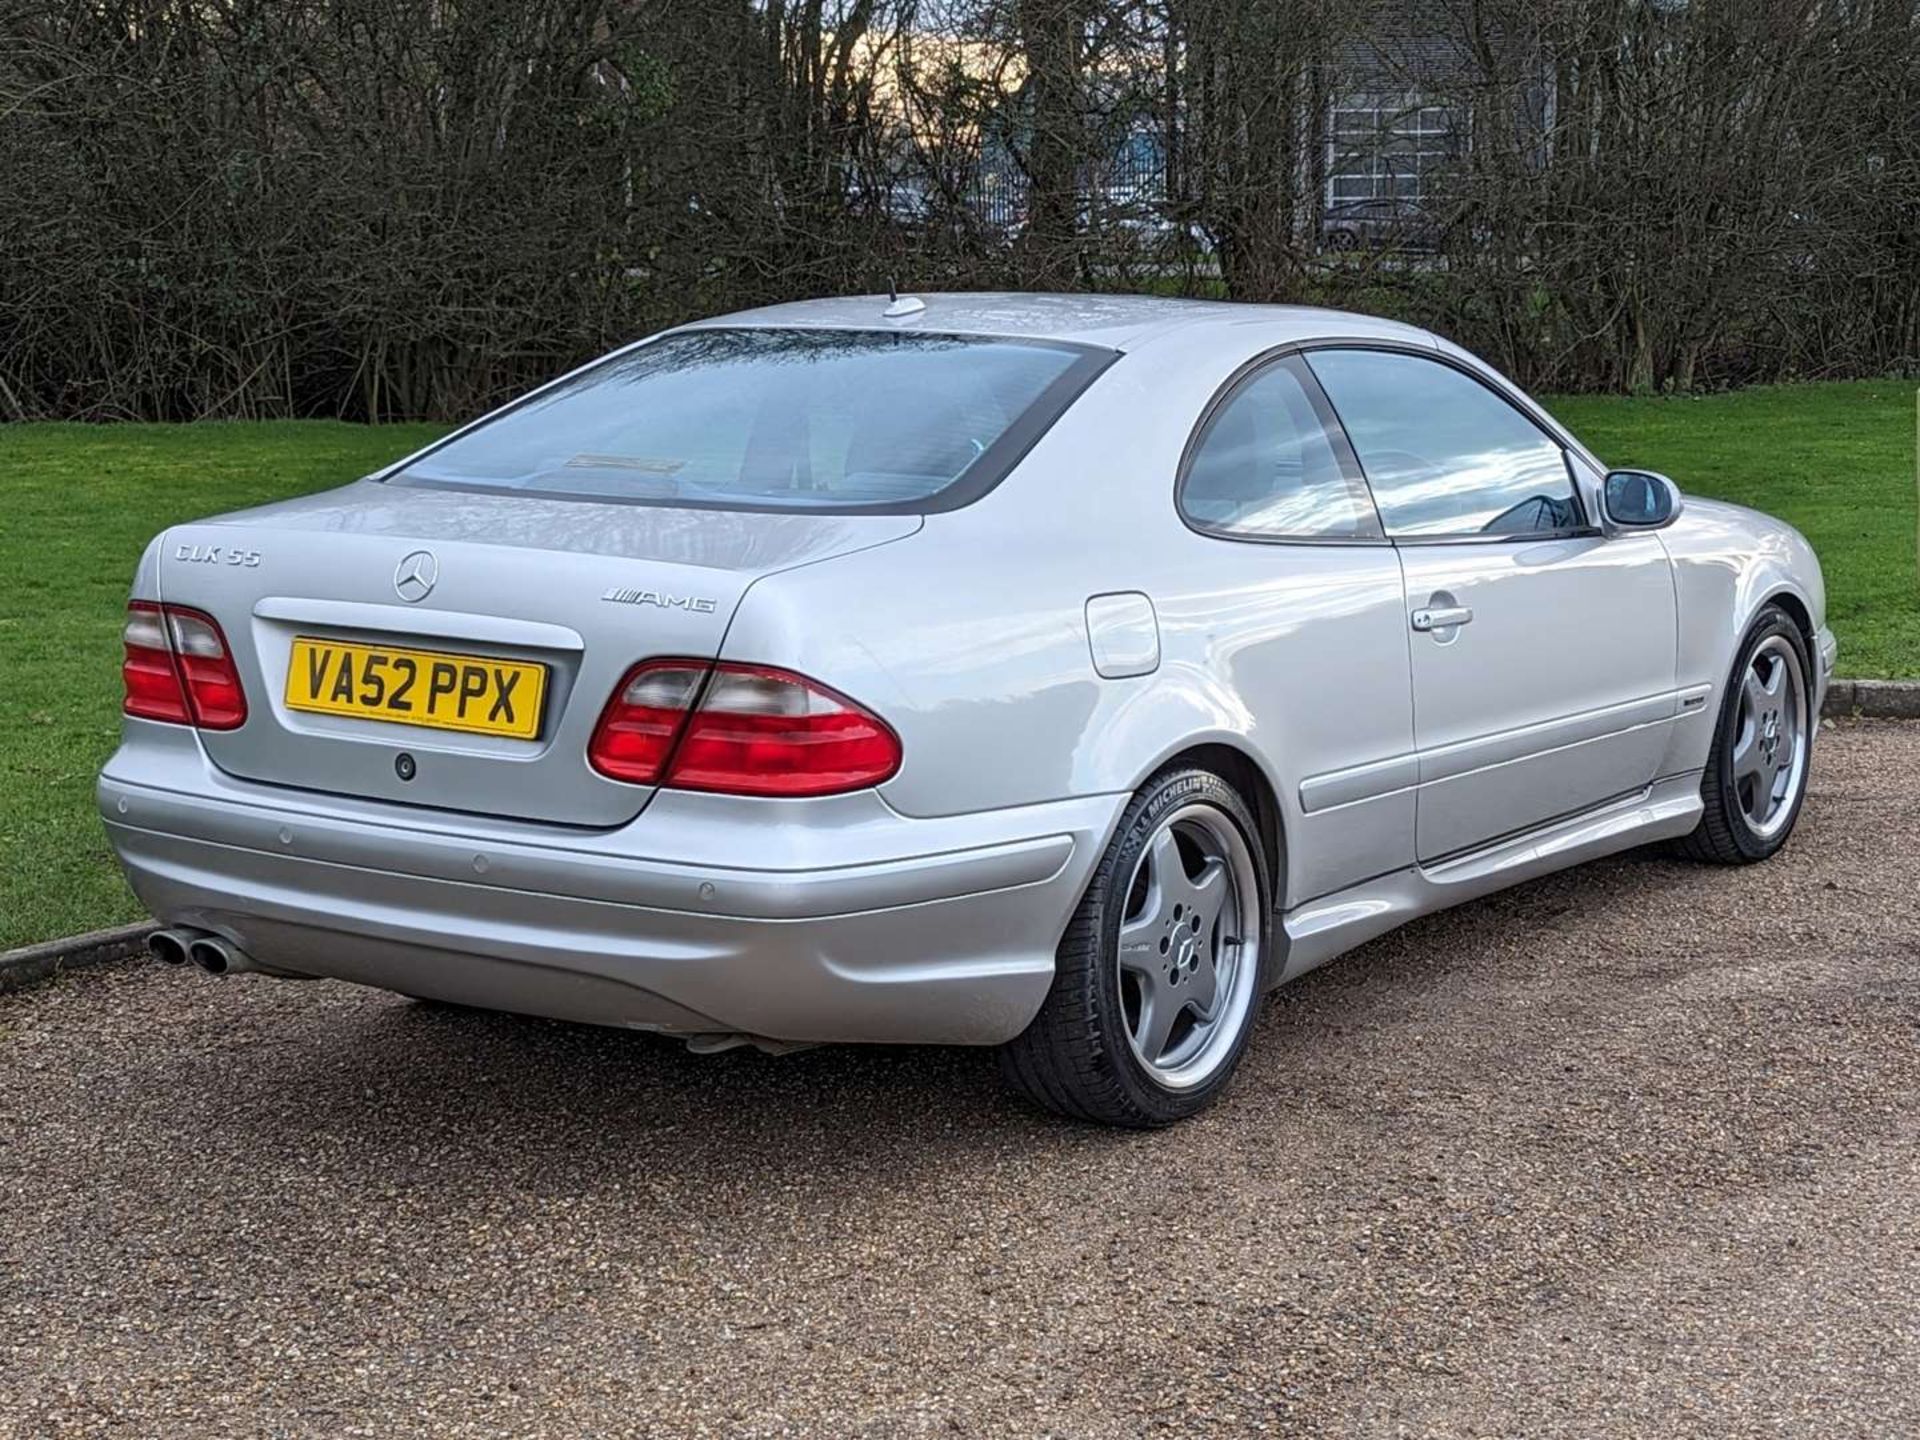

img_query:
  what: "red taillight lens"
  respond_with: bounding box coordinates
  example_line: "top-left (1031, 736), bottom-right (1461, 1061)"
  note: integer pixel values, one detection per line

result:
top-left (670, 665), bottom-right (902, 797)
top-left (586, 660), bottom-right (710, 784)
top-left (166, 608), bottom-right (248, 729)
top-left (587, 660), bottom-right (901, 797)
top-left (121, 601), bottom-right (247, 730)
top-left (122, 602), bottom-right (190, 724)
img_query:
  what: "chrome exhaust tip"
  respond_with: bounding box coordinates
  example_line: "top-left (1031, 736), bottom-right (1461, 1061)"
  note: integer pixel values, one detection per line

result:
top-left (187, 936), bottom-right (247, 976)
top-left (147, 929), bottom-right (192, 967)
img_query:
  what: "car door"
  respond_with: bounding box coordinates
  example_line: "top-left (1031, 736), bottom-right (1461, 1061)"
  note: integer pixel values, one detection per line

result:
top-left (1304, 346), bottom-right (1678, 862)
top-left (1173, 351), bottom-right (1416, 906)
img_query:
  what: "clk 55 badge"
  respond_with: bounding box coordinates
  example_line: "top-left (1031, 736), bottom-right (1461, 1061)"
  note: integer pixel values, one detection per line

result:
top-left (174, 543), bottom-right (261, 567)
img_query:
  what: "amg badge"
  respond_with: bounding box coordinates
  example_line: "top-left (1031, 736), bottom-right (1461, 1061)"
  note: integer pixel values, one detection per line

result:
top-left (602, 587), bottom-right (718, 614)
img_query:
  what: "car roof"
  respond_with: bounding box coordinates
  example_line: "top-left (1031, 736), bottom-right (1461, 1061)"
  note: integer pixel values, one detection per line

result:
top-left (684, 291), bottom-right (1437, 354)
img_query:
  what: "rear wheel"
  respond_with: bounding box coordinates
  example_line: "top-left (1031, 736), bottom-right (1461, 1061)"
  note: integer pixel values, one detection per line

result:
top-left (998, 766), bottom-right (1269, 1127)
top-left (1675, 606), bottom-right (1813, 864)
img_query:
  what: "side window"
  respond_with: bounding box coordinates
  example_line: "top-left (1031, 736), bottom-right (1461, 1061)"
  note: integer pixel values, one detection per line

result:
top-left (1305, 349), bottom-right (1583, 539)
top-left (1179, 355), bottom-right (1382, 540)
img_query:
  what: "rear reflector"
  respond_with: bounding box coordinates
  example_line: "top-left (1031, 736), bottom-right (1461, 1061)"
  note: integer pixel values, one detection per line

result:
top-left (588, 660), bottom-right (901, 796)
top-left (122, 601), bottom-right (248, 730)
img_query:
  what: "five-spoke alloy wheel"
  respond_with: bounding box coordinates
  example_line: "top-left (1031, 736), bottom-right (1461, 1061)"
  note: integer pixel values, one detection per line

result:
top-left (1729, 633), bottom-right (1807, 840)
top-left (999, 766), bottom-right (1269, 1126)
top-left (1115, 803), bottom-right (1261, 1090)
top-left (1678, 605), bottom-right (1814, 864)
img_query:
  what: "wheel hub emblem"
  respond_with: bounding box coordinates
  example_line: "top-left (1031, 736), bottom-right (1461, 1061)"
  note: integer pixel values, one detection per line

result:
top-left (1170, 932), bottom-right (1198, 976)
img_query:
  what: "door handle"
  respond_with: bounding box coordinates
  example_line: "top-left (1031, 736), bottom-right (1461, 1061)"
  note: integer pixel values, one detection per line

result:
top-left (1411, 605), bottom-right (1474, 632)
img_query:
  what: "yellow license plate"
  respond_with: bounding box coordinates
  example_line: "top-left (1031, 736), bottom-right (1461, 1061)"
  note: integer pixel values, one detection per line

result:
top-left (285, 637), bottom-right (547, 739)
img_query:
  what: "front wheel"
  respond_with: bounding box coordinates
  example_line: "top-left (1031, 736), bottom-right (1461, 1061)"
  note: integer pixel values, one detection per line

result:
top-left (998, 766), bottom-right (1270, 1127)
top-left (1675, 606), bottom-right (1813, 864)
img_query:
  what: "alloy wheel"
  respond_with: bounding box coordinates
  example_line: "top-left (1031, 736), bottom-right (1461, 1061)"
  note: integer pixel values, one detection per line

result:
top-left (1731, 633), bottom-right (1808, 839)
top-left (1114, 802), bottom-right (1261, 1090)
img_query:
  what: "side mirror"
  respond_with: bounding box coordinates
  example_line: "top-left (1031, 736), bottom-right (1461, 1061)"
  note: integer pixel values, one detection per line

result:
top-left (1603, 469), bottom-right (1683, 529)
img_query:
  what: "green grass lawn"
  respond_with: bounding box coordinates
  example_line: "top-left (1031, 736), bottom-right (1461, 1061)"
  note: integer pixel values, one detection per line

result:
top-left (1548, 381), bottom-right (1919, 680)
top-left (1, 422), bottom-right (443, 950)
top-left (1, 382), bottom-right (1915, 950)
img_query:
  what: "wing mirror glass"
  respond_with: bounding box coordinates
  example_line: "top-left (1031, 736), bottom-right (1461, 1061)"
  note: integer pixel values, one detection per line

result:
top-left (1602, 469), bottom-right (1682, 529)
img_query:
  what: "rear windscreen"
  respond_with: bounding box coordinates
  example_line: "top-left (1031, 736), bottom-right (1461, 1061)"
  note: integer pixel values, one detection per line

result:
top-left (387, 327), bottom-right (1112, 512)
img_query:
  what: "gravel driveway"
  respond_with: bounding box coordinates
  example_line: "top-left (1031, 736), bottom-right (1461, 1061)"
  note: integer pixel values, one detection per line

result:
top-left (4, 721), bottom-right (1916, 1438)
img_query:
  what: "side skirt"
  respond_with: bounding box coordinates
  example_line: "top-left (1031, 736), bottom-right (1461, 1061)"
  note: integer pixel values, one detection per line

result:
top-left (1275, 772), bottom-right (1704, 985)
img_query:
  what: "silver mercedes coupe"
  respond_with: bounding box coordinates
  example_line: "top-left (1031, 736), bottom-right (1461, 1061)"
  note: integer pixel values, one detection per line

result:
top-left (101, 294), bottom-right (1833, 1126)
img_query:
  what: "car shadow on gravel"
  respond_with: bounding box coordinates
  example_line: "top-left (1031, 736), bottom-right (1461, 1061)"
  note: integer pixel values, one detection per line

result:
top-left (151, 982), bottom-right (1092, 1203)
top-left (71, 813), bottom-right (1826, 1238)
top-left (140, 843), bottom-right (1701, 1178)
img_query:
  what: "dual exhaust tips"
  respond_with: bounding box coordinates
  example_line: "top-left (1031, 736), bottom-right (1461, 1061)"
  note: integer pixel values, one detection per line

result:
top-left (147, 926), bottom-right (258, 976)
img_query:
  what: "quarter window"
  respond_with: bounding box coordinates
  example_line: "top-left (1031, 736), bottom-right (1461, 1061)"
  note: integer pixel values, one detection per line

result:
top-left (1305, 349), bottom-right (1583, 539)
top-left (1179, 356), bottom-right (1381, 541)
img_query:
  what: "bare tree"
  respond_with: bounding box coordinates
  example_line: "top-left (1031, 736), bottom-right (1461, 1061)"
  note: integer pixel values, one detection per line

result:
top-left (0, 0), bottom-right (1912, 421)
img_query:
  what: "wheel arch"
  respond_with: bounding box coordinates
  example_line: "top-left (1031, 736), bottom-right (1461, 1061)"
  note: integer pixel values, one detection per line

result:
top-left (1139, 740), bottom-right (1285, 926)
top-left (1661, 502), bottom-right (1828, 780)
top-left (1759, 586), bottom-right (1816, 660)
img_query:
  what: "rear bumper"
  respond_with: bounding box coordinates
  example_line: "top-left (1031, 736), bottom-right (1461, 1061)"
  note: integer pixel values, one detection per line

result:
top-left (99, 723), bottom-right (1122, 1044)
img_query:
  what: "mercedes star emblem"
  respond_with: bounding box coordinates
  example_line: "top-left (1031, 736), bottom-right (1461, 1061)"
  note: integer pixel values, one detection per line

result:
top-left (393, 549), bottom-right (438, 603)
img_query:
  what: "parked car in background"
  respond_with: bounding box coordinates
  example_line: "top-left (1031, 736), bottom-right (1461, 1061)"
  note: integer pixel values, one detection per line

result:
top-left (1322, 196), bottom-right (1443, 252)
top-left (102, 294), bottom-right (1833, 1126)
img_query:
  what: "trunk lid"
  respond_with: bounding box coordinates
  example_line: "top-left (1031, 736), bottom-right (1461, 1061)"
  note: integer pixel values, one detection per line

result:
top-left (156, 481), bottom-right (919, 826)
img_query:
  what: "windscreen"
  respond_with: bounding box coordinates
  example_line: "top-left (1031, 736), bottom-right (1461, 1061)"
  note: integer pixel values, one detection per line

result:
top-left (388, 328), bottom-right (1108, 512)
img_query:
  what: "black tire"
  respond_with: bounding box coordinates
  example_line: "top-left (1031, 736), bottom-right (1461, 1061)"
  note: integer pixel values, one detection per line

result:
top-left (1673, 605), bottom-right (1813, 865)
top-left (997, 765), bottom-right (1272, 1127)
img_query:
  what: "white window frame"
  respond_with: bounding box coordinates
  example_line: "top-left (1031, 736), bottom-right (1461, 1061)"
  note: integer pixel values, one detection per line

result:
top-left (1324, 91), bottom-right (1463, 209)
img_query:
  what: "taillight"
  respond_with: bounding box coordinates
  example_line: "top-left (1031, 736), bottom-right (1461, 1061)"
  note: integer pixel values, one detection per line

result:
top-left (671, 665), bottom-right (903, 797)
top-left (121, 601), bottom-right (248, 730)
top-left (585, 660), bottom-right (709, 784)
top-left (122, 603), bottom-right (190, 724)
top-left (588, 660), bottom-right (901, 797)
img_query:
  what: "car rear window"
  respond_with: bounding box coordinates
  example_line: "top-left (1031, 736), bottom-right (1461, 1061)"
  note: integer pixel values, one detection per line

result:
top-left (387, 328), bottom-right (1113, 513)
